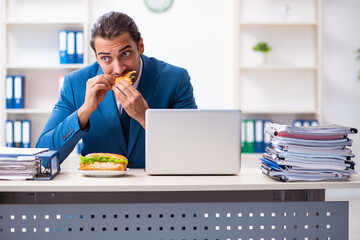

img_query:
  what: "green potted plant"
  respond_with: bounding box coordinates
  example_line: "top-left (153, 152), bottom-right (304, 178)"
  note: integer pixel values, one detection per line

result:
top-left (253, 42), bottom-right (272, 65)
top-left (357, 48), bottom-right (360, 80)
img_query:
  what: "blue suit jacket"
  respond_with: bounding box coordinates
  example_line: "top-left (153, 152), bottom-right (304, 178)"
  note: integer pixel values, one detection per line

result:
top-left (36, 55), bottom-right (197, 168)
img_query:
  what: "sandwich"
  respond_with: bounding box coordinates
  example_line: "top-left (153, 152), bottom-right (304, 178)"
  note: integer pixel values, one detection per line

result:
top-left (80, 153), bottom-right (128, 171)
top-left (114, 70), bottom-right (136, 85)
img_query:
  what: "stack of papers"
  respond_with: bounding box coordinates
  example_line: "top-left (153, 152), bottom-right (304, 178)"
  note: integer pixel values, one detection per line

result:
top-left (0, 147), bottom-right (48, 180)
top-left (259, 123), bottom-right (358, 182)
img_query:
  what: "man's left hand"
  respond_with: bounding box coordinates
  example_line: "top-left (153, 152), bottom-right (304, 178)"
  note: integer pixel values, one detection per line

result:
top-left (112, 80), bottom-right (149, 129)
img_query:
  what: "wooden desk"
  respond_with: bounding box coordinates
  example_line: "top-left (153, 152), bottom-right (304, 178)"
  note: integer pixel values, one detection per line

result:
top-left (1, 168), bottom-right (359, 239)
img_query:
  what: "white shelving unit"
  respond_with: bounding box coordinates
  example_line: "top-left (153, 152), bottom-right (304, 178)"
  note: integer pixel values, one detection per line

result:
top-left (234, 0), bottom-right (322, 124)
top-left (0, 0), bottom-right (90, 147)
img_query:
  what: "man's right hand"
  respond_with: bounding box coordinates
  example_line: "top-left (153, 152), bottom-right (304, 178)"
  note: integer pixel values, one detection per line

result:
top-left (77, 74), bottom-right (114, 130)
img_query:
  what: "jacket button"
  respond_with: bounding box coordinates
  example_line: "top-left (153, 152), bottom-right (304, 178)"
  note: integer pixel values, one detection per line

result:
top-left (63, 136), bottom-right (66, 141)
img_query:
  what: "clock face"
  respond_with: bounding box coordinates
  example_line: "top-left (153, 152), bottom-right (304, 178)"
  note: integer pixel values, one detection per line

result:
top-left (144, 0), bottom-right (174, 13)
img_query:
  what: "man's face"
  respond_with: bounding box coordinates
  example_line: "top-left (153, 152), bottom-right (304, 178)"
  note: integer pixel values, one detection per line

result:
top-left (94, 32), bottom-right (144, 80)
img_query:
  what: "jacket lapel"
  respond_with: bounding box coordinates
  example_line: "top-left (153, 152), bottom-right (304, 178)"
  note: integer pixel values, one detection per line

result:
top-left (96, 66), bottom-right (128, 154)
top-left (128, 55), bottom-right (159, 156)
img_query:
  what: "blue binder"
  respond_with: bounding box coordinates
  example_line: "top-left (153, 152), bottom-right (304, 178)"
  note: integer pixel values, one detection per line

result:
top-left (59, 30), bottom-right (68, 64)
top-left (13, 120), bottom-right (22, 148)
top-left (67, 31), bottom-right (76, 63)
top-left (36, 150), bottom-right (60, 180)
top-left (5, 75), bottom-right (14, 109)
top-left (293, 120), bottom-right (302, 126)
top-left (310, 120), bottom-right (319, 126)
top-left (75, 31), bottom-right (84, 63)
top-left (254, 119), bottom-right (264, 153)
top-left (21, 120), bottom-right (31, 148)
top-left (0, 149), bottom-right (60, 180)
top-left (5, 120), bottom-right (14, 147)
top-left (13, 75), bottom-right (24, 109)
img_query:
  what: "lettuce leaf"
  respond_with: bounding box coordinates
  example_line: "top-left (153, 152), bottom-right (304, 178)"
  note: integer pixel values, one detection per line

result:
top-left (80, 156), bottom-right (128, 164)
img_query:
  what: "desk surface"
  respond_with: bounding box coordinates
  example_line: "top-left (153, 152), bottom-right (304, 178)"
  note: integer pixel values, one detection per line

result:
top-left (0, 168), bottom-right (359, 192)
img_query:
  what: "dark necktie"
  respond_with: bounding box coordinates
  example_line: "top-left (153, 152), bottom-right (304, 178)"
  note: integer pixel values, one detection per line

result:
top-left (120, 109), bottom-right (131, 145)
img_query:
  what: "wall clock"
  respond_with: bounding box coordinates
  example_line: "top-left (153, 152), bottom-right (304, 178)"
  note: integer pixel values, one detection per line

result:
top-left (144, 0), bottom-right (174, 13)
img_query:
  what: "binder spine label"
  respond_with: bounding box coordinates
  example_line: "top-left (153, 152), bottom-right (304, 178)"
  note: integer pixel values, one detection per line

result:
top-left (14, 76), bottom-right (24, 109)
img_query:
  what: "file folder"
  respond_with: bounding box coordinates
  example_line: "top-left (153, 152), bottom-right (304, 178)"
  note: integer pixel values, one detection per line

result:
top-left (21, 120), bottom-right (31, 148)
top-left (5, 120), bottom-right (14, 147)
top-left (5, 75), bottom-right (14, 109)
top-left (293, 120), bottom-right (302, 127)
top-left (13, 75), bottom-right (24, 109)
top-left (59, 30), bottom-right (68, 64)
top-left (14, 120), bottom-right (22, 148)
top-left (244, 120), bottom-right (255, 153)
top-left (255, 120), bottom-right (264, 153)
top-left (293, 119), bottom-right (319, 127)
top-left (303, 120), bottom-right (310, 127)
top-left (36, 150), bottom-right (60, 180)
top-left (67, 31), bottom-right (76, 63)
top-left (310, 120), bottom-right (319, 126)
top-left (0, 148), bottom-right (60, 180)
top-left (75, 31), bottom-right (84, 63)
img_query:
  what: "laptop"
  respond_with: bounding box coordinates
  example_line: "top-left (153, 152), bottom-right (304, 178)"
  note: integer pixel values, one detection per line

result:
top-left (145, 109), bottom-right (242, 175)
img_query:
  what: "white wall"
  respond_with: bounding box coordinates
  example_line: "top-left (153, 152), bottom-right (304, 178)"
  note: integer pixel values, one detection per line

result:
top-left (1, 0), bottom-right (359, 163)
top-left (88, 0), bottom-right (360, 157)
top-left (322, 0), bottom-right (360, 162)
top-left (89, 0), bottom-right (235, 109)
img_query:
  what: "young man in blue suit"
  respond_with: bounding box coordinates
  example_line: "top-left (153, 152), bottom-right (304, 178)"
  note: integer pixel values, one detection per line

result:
top-left (36, 12), bottom-right (197, 168)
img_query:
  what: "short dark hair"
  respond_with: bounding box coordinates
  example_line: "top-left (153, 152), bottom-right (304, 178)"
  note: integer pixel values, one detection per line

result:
top-left (90, 11), bottom-right (141, 52)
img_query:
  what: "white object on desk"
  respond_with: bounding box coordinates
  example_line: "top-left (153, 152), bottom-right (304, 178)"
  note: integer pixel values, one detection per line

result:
top-left (145, 109), bottom-right (242, 175)
top-left (0, 147), bottom-right (48, 156)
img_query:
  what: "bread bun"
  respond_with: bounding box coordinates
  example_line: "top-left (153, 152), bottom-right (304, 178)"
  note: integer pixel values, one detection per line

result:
top-left (80, 161), bottom-right (127, 171)
top-left (114, 70), bottom-right (136, 85)
top-left (80, 153), bottom-right (128, 171)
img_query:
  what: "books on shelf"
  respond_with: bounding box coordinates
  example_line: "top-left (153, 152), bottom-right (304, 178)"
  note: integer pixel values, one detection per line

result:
top-left (5, 75), bottom-right (24, 109)
top-left (260, 123), bottom-right (358, 182)
top-left (242, 119), bottom-right (271, 153)
top-left (5, 120), bottom-right (31, 148)
top-left (59, 30), bottom-right (84, 64)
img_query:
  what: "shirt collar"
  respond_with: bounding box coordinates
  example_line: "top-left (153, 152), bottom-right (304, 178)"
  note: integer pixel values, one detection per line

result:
top-left (132, 57), bottom-right (142, 89)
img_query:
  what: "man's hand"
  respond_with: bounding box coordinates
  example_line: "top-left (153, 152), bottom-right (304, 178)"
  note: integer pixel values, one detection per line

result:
top-left (112, 80), bottom-right (149, 129)
top-left (78, 74), bottom-right (114, 130)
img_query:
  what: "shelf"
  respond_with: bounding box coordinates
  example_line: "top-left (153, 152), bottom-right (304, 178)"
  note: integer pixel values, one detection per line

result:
top-left (239, 66), bottom-right (318, 71)
top-left (239, 22), bottom-right (318, 27)
top-left (4, 21), bottom-right (85, 26)
top-left (6, 64), bottom-right (86, 70)
top-left (242, 110), bottom-right (318, 115)
top-left (5, 109), bottom-right (52, 114)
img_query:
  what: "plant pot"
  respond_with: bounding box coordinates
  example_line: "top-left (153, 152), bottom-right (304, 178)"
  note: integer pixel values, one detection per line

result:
top-left (254, 52), bottom-right (268, 66)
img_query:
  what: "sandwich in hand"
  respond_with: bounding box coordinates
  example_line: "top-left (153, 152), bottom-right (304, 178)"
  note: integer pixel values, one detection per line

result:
top-left (114, 70), bottom-right (136, 85)
top-left (80, 153), bottom-right (128, 171)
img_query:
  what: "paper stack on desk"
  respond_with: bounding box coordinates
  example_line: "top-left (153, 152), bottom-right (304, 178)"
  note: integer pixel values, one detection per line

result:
top-left (259, 123), bottom-right (358, 182)
top-left (0, 156), bottom-right (41, 180)
top-left (0, 147), bottom-right (49, 180)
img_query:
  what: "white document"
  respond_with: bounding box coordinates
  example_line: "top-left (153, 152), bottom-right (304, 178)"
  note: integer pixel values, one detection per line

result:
top-left (0, 147), bottom-right (48, 156)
